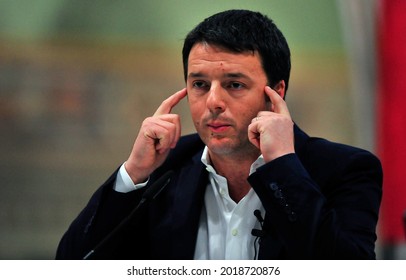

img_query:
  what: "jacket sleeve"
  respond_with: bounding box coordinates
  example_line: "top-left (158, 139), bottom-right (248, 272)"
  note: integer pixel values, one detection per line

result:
top-left (55, 168), bottom-right (146, 259)
top-left (248, 151), bottom-right (382, 259)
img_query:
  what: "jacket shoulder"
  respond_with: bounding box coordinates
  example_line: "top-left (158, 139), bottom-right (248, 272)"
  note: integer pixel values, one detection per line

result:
top-left (295, 125), bottom-right (380, 166)
top-left (300, 135), bottom-right (382, 188)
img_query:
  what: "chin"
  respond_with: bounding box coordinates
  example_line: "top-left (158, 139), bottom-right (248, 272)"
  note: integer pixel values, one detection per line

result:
top-left (206, 136), bottom-right (239, 154)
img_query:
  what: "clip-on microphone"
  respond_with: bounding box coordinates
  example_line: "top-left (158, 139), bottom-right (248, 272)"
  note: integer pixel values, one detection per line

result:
top-left (251, 209), bottom-right (266, 259)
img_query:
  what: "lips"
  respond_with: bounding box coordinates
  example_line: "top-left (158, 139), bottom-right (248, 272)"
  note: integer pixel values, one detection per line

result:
top-left (207, 121), bottom-right (231, 133)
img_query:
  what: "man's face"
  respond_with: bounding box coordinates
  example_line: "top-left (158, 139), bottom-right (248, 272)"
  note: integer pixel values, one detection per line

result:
top-left (186, 43), bottom-right (269, 157)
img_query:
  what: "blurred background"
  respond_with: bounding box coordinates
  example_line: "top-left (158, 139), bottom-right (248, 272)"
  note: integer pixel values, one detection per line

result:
top-left (1, 0), bottom-right (405, 259)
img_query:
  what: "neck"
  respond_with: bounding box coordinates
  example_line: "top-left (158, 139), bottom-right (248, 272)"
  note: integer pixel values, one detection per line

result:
top-left (209, 149), bottom-right (260, 202)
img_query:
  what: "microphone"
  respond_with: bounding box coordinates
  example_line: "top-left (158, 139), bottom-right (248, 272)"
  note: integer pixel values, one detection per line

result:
top-left (83, 170), bottom-right (174, 259)
top-left (138, 170), bottom-right (174, 202)
top-left (251, 229), bottom-right (266, 238)
top-left (253, 209), bottom-right (264, 225)
top-left (251, 209), bottom-right (266, 260)
top-left (251, 209), bottom-right (266, 238)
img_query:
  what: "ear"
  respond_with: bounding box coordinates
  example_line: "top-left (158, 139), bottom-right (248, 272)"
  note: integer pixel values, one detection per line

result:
top-left (273, 80), bottom-right (286, 100)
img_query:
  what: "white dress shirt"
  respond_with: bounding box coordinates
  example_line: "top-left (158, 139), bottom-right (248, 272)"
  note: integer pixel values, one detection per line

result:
top-left (114, 146), bottom-right (265, 260)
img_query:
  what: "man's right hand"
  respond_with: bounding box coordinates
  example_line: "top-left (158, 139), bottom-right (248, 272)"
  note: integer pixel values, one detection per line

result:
top-left (124, 88), bottom-right (187, 184)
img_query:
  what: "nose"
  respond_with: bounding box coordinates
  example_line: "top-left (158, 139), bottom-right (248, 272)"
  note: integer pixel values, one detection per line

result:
top-left (206, 83), bottom-right (226, 113)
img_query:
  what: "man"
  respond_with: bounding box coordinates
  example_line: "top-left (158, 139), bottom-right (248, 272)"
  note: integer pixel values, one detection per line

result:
top-left (56, 9), bottom-right (382, 260)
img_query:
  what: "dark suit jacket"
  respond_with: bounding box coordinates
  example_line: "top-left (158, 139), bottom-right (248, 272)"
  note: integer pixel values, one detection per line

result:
top-left (56, 125), bottom-right (382, 259)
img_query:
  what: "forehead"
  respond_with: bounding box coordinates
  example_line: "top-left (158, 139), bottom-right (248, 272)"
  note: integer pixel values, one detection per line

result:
top-left (187, 43), bottom-right (264, 74)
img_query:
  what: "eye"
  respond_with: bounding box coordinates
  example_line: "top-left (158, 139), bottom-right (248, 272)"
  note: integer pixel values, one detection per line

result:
top-left (227, 82), bottom-right (244, 90)
top-left (192, 80), bottom-right (208, 89)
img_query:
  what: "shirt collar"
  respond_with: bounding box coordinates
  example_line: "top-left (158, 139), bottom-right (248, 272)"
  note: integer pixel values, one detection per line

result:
top-left (200, 146), bottom-right (265, 176)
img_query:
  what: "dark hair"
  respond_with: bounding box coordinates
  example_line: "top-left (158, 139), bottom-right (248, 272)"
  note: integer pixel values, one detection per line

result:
top-left (182, 9), bottom-right (291, 92)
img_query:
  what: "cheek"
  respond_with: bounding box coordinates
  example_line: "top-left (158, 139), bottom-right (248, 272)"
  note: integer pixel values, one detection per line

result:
top-left (188, 97), bottom-right (205, 121)
top-left (236, 106), bottom-right (263, 127)
top-left (250, 97), bottom-right (268, 114)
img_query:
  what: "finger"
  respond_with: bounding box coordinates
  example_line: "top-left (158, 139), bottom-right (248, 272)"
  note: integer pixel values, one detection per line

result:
top-left (251, 115), bottom-right (262, 123)
top-left (154, 88), bottom-right (187, 116)
top-left (247, 122), bottom-right (261, 149)
top-left (156, 114), bottom-right (181, 148)
top-left (143, 121), bottom-right (177, 153)
top-left (264, 86), bottom-right (291, 117)
top-left (143, 125), bottom-right (172, 153)
top-left (144, 115), bottom-right (181, 149)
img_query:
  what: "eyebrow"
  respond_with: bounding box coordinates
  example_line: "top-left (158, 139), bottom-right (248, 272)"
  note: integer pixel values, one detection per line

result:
top-left (188, 72), bottom-right (206, 79)
top-left (187, 72), bottom-right (252, 80)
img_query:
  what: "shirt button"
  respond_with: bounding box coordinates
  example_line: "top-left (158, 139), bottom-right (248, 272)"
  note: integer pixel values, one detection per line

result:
top-left (231, 229), bottom-right (238, 236)
top-left (220, 189), bottom-right (226, 196)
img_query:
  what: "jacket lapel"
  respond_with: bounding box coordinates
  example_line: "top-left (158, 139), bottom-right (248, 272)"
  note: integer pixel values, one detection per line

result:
top-left (169, 152), bottom-right (208, 259)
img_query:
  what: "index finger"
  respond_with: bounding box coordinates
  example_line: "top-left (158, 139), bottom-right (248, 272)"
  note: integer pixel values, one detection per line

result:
top-left (154, 88), bottom-right (188, 116)
top-left (264, 86), bottom-right (291, 117)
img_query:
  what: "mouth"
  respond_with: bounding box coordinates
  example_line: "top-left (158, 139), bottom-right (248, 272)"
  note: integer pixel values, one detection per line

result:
top-left (207, 122), bottom-right (232, 133)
